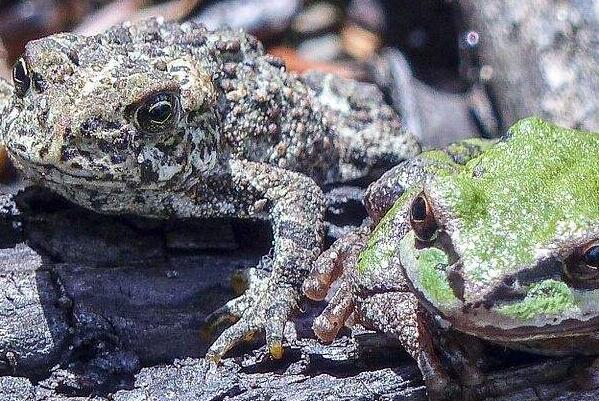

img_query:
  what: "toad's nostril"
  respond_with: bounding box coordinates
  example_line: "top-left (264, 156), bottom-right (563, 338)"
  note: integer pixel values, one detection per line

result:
top-left (447, 263), bottom-right (465, 301)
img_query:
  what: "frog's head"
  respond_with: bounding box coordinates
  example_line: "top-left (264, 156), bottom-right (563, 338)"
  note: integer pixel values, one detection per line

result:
top-left (399, 118), bottom-right (599, 344)
top-left (0, 19), bottom-right (221, 199)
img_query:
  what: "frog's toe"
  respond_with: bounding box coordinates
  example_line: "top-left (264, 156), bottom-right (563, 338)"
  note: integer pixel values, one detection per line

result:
top-left (305, 228), bottom-right (367, 342)
top-left (264, 285), bottom-right (296, 359)
top-left (202, 294), bottom-right (250, 339)
top-left (203, 267), bottom-right (271, 338)
top-left (303, 228), bottom-right (368, 301)
top-left (303, 246), bottom-right (343, 300)
top-left (312, 280), bottom-right (354, 342)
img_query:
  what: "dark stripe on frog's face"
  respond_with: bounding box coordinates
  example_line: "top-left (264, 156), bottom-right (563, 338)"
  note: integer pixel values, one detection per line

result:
top-left (478, 256), bottom-right (564, 308)
top-left (400, 226), bottom-right (599, 345)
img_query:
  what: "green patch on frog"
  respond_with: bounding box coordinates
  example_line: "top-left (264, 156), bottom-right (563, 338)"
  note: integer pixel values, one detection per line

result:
top-left (419, 150), bottom-right (454, 167)
top-left (358, 189), bottom-right (417, 273)
top-left (445, 137), bottom-right (498, 165)
top-left (357, 241), bottom-right (395, 275)
top-left (417, 247), bottom-right (455, 304)
top-left (399, 231), bottom-right (459, 306)
top-left (419, 150), bottom-right (460, 177)
top-left (497, 280), bottom-right (577, 320)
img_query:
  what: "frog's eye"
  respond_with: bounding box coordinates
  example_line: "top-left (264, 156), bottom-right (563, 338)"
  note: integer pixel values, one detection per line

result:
top-left (12, 57), bottom-right (31, 98)
top-left (410, 192), bottom-right (438, 242)
top-left (565, 242), bottom-right (599, 284)
top-left (132, 92), bottom-right (181, 135)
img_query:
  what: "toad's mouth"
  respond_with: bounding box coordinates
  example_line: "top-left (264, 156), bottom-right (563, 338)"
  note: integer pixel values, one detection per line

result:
top-left (8, 150), bottom-right (129, 187)
top-left (399, 230), bottom-right (599, 344)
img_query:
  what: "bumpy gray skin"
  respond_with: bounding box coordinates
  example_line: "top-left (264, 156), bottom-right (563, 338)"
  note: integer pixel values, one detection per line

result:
top-left (0, 18), bottom-right (419, 359)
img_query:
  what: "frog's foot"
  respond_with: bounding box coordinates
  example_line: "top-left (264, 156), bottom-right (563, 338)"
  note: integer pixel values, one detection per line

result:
top-left (205, 268), bottom-right (297, 361)
top-left (302, 228), bottom-right (369, 342)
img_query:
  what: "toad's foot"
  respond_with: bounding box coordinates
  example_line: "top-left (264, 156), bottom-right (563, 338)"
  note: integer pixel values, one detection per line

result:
top-left (204, 267), bottom-right (297, 361)
top-left (302, 227), bottom-right (370, 342)
top-left (201, 160), bottom-right (325, 360)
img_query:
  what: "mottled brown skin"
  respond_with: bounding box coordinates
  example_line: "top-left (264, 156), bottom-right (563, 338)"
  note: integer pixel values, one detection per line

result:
top-left (0, 18), bottom-right (419, 359)
top-left (303, 142), bottom-right (500, 400)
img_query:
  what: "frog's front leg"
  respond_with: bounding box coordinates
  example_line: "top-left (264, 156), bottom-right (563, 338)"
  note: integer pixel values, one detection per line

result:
top-left (306, 239), bottom-right (471, 400)
top-left (206, 159), bottom-right (325, 360)
top-left (302, 226), bottom-right (369, 340)
top-left (360, 293), bottom-right (465, 398)
top-left (304, 221), bottom-right (418, 353)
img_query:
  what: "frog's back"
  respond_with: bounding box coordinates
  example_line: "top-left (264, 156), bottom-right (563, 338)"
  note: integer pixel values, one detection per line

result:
top-left (301, 71), bottom-right (419, 182)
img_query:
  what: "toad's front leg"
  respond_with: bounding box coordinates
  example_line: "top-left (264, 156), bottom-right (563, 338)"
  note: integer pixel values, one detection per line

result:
top-left (206, 159), bottom-right (325, 360)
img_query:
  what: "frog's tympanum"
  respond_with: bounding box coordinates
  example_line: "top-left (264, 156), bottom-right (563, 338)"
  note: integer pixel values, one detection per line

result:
top-left (304, 117), bottom-right (599, 400)
top-left (0, 18), bottom-right (419, 360)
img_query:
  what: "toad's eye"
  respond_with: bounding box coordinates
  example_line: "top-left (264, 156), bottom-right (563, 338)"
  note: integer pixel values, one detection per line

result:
top-left (132, 92), bottom-right (181, 134)
top-left (12, 57), bottom-right (31, 97)
top-left (410, 192), bottom-right (438, 242)
top-left (583, 245), bottom-right (599, 269)
top-left (565, 242), bottom-right (599, 285)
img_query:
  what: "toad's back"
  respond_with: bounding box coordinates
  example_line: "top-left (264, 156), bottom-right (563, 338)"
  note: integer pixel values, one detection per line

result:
top-left (2, 18), bottom-right (418, 190)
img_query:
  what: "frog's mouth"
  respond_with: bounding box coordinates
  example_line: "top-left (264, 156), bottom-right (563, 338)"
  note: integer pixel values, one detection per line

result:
top-left (399, 230), bottom-right (599, 344)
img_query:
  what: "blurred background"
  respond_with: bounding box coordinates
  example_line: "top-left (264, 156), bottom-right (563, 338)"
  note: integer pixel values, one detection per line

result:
top-left (0, 0), bottom-right (467, 85)
top-left (1, 0), bottom-right (597, 148)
